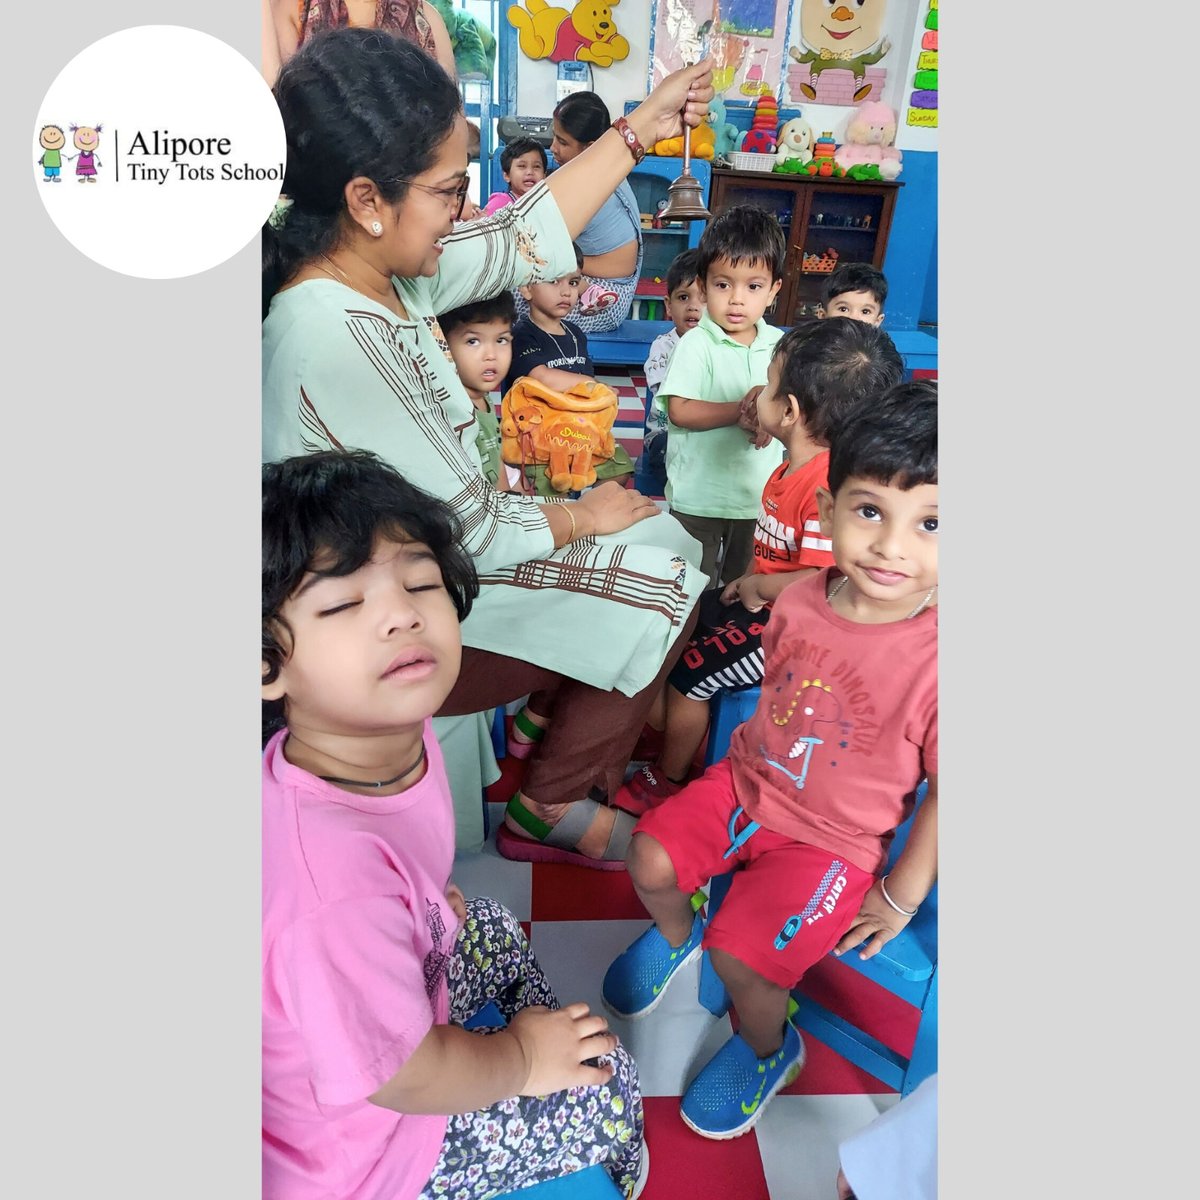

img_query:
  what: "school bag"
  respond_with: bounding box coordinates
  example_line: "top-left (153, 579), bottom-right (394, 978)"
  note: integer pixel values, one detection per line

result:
top-left (500, 375), bottom-right (620, 494)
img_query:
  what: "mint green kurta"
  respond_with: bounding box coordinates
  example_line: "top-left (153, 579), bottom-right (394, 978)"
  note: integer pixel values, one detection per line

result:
top-left (657, 311), bottom-right (785, 519)
top-left (263, 180), bottom-right (704, 694)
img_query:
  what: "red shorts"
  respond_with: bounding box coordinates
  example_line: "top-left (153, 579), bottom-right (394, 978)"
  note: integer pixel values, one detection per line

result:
top-left (634, 758), bottom-right (875, 989)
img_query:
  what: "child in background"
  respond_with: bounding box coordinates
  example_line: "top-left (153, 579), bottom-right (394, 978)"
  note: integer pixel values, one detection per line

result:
top-left (639, 248), bottom-right (704, 492)
top-left (483, 136), bottom-right (548, 216)
top-left (441, 291), bottom-right (517, 491)
top-left (602, 382), bottom-right (938, 1141)
top-left (503, 242), bottom-right (633, 495)
top-left (820, 261), bottom-right (888, 325)
top-left (656, 205), bottom-right (787, 590)
top-left (262, 450), bottom-right (646, 1200)
top-left (504, 242), bottom-right (594, 394)
top-left (735, 262), bottom-right (891, 454)
top-left (622, 320), bottom-right (905, 809)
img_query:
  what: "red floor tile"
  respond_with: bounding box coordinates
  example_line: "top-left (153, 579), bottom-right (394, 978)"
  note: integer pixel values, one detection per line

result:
top-left (639, 1096), bottom-right (770, 1200)
top-left (796, 956), bottom-right (920, 1059)
top-left (531, 862), bottom-right (650, 922)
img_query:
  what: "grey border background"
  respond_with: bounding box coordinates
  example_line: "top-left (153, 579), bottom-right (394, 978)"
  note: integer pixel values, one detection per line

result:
top-left (6, 3), bottom-right (1187, 1198)
top-left (9, 4), bottom-right (260, 1195)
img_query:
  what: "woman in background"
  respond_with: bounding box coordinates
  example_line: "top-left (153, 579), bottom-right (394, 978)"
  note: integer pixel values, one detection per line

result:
top-left (540, 91), bottom-right (644, 334)
top-left (266, 1), bottom-right (457, 83)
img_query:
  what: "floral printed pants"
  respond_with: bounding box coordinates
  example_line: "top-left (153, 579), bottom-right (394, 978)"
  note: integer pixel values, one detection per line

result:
top-left (416, 897), bottom-right (644, 1200)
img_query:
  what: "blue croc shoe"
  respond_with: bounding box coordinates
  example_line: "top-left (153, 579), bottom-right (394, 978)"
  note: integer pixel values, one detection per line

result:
top-left (680, 1020), bottom-right (805, 1140)
top-left (602, 913), bottom-right (704, 1019)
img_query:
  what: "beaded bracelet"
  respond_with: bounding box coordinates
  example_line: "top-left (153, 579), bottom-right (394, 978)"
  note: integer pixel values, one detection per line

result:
top-left (879, 874), bottom-right (918, 917)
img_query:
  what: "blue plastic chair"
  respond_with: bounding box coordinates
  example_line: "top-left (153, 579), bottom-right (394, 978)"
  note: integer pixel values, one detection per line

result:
top-left (696, 687), bottom-right (938, 1096)
top-left (703, 684), bottom-right (762, 768)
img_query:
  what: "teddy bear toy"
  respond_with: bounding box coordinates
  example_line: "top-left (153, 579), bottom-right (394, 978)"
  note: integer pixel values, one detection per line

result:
top-left (775, 117), bottom-right (814, 166)
top-left (833, 101), bottom-right (902, 180)
top-left (707, 95), bottom-right (741, 159)
top-left (651, 119), bottom-right (715, 159)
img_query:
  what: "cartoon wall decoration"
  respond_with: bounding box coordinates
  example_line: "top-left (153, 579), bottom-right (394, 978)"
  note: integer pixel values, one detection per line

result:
top-left (647, 0), bottom-right (795, 99)
top-left (906, 0), bottom-right (937, 127)
top-left (785, 0), bottom-right (892, 106)
top-left (508, 0), bottom-right (630, 67)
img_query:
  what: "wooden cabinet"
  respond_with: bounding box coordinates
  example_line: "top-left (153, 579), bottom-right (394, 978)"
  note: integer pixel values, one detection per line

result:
top-left (707, 168), bottom-right (901, 326)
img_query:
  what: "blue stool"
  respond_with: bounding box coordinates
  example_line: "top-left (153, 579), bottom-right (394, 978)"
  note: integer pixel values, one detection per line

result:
top-left (704, 685), bottom-right (762, 767)
top-left (696, 781), bottom-right (937, 1096)
top-left (492, 1166), bottom-right (623, 1200)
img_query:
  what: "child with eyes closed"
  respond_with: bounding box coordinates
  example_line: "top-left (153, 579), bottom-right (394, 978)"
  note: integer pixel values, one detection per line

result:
top-left (261, 449), bottom-right (647, 1200)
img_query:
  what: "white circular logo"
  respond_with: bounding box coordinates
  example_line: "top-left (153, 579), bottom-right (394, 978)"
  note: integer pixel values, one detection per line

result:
top-left (33, 25), bottom-right (285, 279)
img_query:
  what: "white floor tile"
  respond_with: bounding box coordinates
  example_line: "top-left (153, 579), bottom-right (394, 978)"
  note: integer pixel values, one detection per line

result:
top-left (453, 811), bottom-right (532, 922)
top-left (755, 1092), bottom-right (902, 1200)
top-left (530, 918), bottom-right (735, 1097)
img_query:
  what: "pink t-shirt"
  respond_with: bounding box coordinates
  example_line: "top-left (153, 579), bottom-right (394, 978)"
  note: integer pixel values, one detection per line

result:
top-left (262, 720), bottom-right (459, 1200)
top-left (483, 191), bottom-right (514, 216)
top-left (730, 568), bottom-right (937, 874)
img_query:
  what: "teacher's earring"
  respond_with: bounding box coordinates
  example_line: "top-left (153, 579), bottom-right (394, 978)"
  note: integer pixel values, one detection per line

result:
top-left (370, 220), bottom-right (383, 236)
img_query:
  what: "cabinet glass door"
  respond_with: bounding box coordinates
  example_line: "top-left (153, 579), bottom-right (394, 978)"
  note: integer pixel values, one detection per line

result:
top-left (789, 187), bottom-right (887, 324)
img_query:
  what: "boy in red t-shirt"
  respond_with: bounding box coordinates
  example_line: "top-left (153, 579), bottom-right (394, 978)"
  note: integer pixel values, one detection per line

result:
top-left (602, 381), bottom-right (938, 1140)
top-left (620, 318), bottom-right (905, 811)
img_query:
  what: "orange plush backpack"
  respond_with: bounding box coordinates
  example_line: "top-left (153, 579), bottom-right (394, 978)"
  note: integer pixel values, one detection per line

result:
top-left (500, 375), bottom-right (619, 493)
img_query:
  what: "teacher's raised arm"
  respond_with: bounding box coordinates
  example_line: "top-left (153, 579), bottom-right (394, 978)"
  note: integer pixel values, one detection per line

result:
top-left (544, 60), bottom-right (713, 241)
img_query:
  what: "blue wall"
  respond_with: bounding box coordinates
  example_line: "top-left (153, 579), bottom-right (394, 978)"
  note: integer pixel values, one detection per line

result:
top-left (881, 148), bottom-right (936, 330)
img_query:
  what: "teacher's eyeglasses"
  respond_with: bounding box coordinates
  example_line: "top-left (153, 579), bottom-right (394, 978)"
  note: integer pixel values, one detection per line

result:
top-left (400, 177), bottom-right (470, 221)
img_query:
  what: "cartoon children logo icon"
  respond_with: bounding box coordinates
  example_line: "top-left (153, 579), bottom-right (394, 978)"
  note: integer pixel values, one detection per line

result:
top-left (67, 123), bottom-right (103, 182)
top-left (37, 125), bottom-right (66, 182)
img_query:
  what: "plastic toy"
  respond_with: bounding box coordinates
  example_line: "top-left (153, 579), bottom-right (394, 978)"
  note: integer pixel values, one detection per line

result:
top-left (813, 131), bottom-right (837, 161)
top-left (833, 102), bottom-right (902, 180)
top-left (775, 117), bottom-right (814, 167)
top-left (706, 95), bottom-right (741, 159)
top-left (800, 247), bottom-right (839, 274)
top-left (741, 93), bottom-right (779, 155)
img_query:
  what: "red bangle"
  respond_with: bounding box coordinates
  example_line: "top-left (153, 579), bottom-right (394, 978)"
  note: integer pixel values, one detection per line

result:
top-left (612, 116), bottom-right (646, 165)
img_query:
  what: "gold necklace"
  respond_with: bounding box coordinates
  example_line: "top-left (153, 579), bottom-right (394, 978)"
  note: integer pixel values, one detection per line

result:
top-left (315, 253), bottom-right (354, 287)
top-left (828, 574), bottom-right (937, 620)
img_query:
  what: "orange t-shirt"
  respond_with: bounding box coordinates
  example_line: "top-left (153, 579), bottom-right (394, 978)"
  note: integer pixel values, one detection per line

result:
top-left (751, 453), bottom-right (834, 576)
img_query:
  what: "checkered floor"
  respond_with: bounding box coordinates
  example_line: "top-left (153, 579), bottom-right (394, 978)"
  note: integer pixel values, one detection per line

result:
top-left (595, 367), bottom-right (660, 494)
top-left (454, 748), bottom-right (915, 1199)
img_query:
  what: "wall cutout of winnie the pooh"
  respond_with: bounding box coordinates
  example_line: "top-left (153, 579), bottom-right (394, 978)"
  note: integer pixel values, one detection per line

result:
top-left (507, 0), bottom-right (630, 67)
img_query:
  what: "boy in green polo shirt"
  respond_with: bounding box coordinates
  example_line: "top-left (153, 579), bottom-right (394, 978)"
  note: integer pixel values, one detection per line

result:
top-left (656, 205), bottom-right (787, 589)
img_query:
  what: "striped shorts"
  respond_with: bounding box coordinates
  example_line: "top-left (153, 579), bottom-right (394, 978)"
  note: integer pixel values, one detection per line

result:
top-left (666, 588), bottom-right (772, 701)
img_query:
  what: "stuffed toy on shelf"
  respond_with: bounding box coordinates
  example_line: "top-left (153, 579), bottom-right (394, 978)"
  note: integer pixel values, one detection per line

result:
top-left (775, 116), bottom-right (814, 166)
top-left (707, 95), bottom-right (741, 159)
top-left (651, 119), bottom-right (715, 158)
top-left (833, 101), bottom-right (902, 180)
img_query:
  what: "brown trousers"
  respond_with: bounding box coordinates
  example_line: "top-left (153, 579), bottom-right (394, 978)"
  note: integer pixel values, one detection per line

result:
top-left (438, 604), bottom-right (699, 807)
